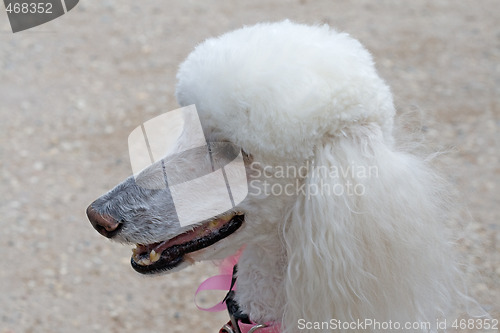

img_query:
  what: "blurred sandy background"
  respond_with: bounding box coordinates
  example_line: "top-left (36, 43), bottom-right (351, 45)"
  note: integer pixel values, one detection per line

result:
top-left (0, 1), bottom-right (498, 332)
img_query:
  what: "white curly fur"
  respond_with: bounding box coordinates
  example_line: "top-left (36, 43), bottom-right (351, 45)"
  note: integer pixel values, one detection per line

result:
top-left (91, 21), bottom-right (471, 332)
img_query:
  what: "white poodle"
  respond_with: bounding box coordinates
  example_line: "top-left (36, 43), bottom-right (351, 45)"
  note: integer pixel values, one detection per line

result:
top-left (87, 21), bottom-right (468, 333)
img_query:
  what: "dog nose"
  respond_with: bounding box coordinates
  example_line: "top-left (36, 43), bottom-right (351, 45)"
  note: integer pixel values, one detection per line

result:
top-left (86, 204), bottom-right (121, 238)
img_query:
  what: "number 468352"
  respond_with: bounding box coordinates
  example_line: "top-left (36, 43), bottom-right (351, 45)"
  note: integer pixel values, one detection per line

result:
top-left (452, 318), bottom-right (499, 330)
top-left (5, 2), bottom-right (53, 14)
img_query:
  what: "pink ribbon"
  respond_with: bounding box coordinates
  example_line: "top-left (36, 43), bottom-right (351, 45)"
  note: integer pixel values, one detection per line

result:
top-left (194, 246), bottom-right (245, 312)
top-left (194, 273), bottom-right (234, 312)
top-left (194, 247), bottom-right (282, 332)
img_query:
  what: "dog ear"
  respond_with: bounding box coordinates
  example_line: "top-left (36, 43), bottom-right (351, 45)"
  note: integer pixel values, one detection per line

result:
top-left (282, 123), bottom-right (465, 332)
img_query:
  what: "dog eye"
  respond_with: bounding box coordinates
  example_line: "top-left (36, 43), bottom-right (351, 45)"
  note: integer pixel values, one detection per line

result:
top-left (241, 149), bottom-right (253, 162)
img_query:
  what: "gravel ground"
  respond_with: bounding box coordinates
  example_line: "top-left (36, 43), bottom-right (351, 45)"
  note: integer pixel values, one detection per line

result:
top-left (0, 1), bottom-right (498, 332)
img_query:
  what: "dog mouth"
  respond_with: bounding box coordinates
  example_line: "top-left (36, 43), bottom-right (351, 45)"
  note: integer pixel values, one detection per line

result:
top-left (130, 212), bottom-right (244, 274)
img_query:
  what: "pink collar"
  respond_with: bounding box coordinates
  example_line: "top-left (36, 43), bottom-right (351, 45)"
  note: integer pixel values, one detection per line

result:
top-left (195, 268), bottom-right (281, 333)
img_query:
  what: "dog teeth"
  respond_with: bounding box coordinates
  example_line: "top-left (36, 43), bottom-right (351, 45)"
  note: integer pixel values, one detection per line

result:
top-left (218, 212), bottom-right (235, 222)
top-left (131, 245), bottom-right (160, 265)
top-left (136, 257), bottom-right (151, 266)
top-left (150, 250), bottom-right (161, 263)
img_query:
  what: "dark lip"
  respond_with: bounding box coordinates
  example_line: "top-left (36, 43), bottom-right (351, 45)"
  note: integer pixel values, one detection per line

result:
top-left (130, 215), bottom-right (244, 275)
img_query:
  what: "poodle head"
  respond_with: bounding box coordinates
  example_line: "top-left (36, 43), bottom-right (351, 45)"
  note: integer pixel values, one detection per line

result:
top-left (87, 20), bottom-right (397, 275)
